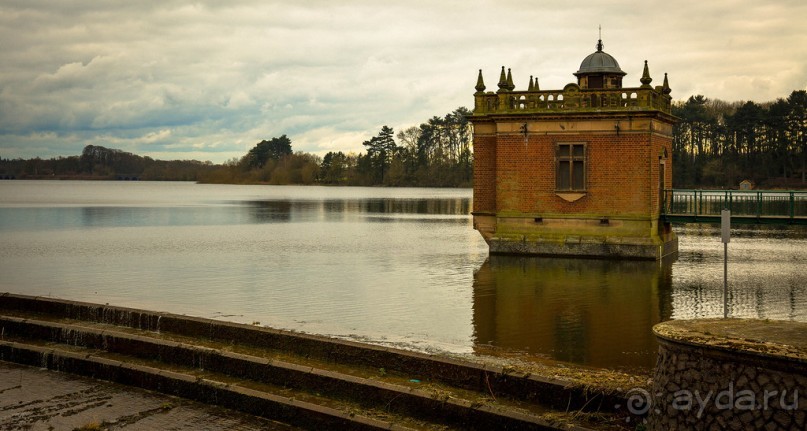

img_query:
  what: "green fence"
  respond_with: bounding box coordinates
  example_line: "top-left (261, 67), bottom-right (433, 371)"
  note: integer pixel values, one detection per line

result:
top-left (662, 190), bottom-right (807, 225)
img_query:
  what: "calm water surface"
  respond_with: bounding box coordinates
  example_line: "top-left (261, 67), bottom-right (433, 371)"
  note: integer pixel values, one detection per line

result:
top-left (1, 181), bottom-right (805, 371)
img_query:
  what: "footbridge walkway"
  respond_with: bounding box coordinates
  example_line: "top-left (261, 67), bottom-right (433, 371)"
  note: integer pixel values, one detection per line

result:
top-left (662, 189), bottom-right (807, 225)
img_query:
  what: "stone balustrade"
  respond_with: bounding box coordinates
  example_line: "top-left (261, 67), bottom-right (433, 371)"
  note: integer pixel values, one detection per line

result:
top-left (473, 85), bottom-right (672, 115)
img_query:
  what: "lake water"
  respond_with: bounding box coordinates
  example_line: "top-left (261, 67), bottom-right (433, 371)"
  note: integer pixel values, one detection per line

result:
top-left (1, 181), bottom-right (805, 372)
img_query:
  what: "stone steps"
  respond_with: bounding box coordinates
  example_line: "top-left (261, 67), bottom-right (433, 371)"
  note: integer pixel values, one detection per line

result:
top-left (0, 293), bottom-right (627, 430)
top-left (0, 339), bottom-right (430, 430)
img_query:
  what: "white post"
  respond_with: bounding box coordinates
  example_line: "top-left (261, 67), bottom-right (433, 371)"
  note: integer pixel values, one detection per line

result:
top-left (721, 209), bottom-right (730, 318)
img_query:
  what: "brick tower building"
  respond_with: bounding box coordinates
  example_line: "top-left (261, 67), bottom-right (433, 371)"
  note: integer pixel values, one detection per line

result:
top-left (471, 38), bottom-right (678, 259)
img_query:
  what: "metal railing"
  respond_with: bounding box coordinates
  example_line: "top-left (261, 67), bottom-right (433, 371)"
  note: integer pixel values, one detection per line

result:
top-left (662, 189), bottom-right (807, 225)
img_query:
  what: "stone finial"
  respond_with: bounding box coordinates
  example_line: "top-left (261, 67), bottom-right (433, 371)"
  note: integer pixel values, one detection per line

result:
top-left (534, 77), bottom-right (540, 91)
top-left (528, 76), bottom-right (534, 92)
top-left (662, 73), bottom-right (671, 95)
top-left (640, 60), bottom-right (653, 87)
top-left (506, 68), bottom-right (515, 91)
top-left (475, 69), bottom-right (486, 93)
top-left (497, 66), bottom-right (508, 92)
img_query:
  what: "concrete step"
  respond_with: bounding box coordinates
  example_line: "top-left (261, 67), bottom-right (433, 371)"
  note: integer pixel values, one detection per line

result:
top-left (0, 340), bottom-right (425, 430)
top-left (0, 293), bottom-right (629, 430)
top-left (0, 360), bottom-right (302, 431)
top-left (0, 315), bottom-right (576, 430)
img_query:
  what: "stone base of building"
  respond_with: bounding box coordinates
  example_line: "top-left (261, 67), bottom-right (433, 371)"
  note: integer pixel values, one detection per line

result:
top-left (474, 214), bottom-right (678, 260)
top-left (488, 235), bottom-right (677, 260)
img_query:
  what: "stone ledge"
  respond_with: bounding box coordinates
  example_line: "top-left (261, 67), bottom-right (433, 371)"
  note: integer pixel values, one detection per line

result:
top-left (653, 318), bottom-right (807, 364)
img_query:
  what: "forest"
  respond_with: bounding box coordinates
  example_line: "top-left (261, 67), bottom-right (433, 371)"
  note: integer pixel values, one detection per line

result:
top-left (1, 91), bottom-right (805, 189)
top-left (673, 90), bottom-right (806, 189)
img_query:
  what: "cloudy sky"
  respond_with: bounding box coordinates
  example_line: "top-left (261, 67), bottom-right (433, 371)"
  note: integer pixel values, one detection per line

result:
top-left (2, 1), bottom-right (806, 163)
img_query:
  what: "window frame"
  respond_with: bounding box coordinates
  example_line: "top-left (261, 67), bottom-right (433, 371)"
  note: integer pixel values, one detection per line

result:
top-left (555, 142), bottom-right (587, 192)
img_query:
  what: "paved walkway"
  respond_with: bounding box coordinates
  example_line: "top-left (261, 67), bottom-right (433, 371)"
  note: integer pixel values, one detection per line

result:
top-left (0, 361), bottom-right (297, 431)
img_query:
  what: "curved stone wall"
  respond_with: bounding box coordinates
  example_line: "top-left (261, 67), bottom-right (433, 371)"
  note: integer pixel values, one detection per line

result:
top-left (649, 319), bottom-right (807, 430)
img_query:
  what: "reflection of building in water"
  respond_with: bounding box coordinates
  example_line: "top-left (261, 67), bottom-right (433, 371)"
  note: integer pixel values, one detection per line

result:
top-left (472, 256), bottom-right (673, 370)
top-left (470, 37), bottom-right (678, 259)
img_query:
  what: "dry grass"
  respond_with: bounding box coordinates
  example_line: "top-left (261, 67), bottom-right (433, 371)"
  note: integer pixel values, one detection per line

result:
top-left (73, 421), bottom-right (103, 431)
top-left (454, 349), bottom-right (653, 395)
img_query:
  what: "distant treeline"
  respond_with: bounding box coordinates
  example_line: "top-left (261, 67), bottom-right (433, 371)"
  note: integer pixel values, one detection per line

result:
top-left (0, 144), bottom-right (218, 181)
top-left (321, 107), bottom-right (472, 187)
top-left (0, 107), bottom-right (473, 187)
top-left (3, 92), bottom-right (806, 189)
top-left (672, 90), bottom-right (807, 189)
top-left (197, 107), bottom-right (473, 187)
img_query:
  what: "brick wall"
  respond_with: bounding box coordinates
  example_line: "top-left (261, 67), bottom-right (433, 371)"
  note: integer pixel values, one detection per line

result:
top-left (472, 135), bottom-right (497, 213)
top-left (489, 129), bottom-right (672, 219)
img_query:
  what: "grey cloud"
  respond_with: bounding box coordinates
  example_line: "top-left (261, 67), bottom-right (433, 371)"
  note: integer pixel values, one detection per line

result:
top-left (1, 1), bottom-right (806, 162)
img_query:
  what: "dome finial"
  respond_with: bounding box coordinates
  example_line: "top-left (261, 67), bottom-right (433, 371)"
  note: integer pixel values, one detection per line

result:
top-left (596, 25), bottom-right (603, 52)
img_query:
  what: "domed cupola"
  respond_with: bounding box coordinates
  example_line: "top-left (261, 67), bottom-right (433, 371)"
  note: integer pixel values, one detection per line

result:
top-left (573, 38), bottom-right (626, 89)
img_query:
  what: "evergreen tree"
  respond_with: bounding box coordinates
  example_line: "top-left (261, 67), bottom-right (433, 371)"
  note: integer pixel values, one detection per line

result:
top-left (362, 126), bottom-right (396, 183)
top-left (243, 135), bottom-right (293, 169)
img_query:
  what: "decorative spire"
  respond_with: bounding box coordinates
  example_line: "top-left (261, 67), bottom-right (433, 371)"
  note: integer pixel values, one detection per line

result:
top-left (506, 68), bottom-right (515, 91)
top-left (528, 76), bottom-right (534, 92)
top-left (475, 69), bottom-right (486, 93)
top-left (534, 77), bottom-right (540, 91)
top-left (596, 25), bottom-right (604, 52)
top-left (497, 66), bottom-right (508, 92)
top-left (662, 73), bottom-right (671, 95)
top-left (640, 60), bottom-right (653, 87)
